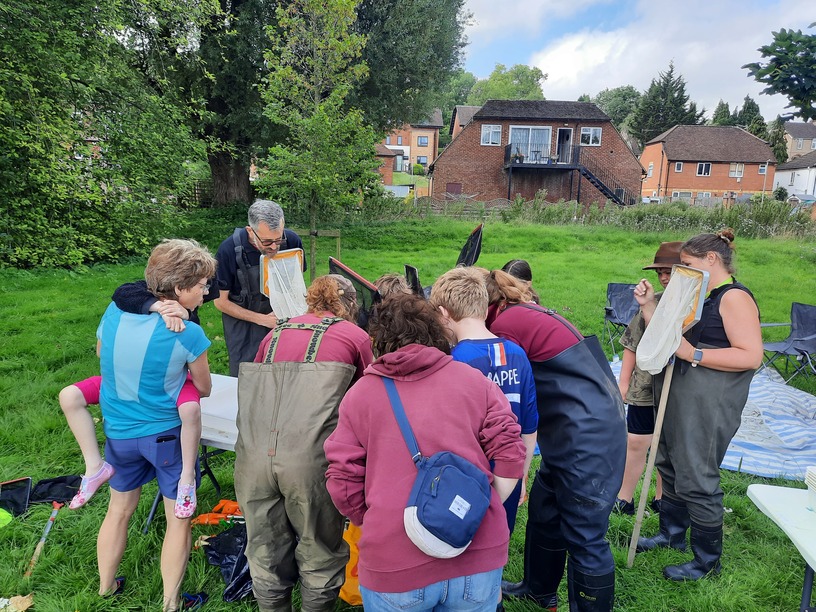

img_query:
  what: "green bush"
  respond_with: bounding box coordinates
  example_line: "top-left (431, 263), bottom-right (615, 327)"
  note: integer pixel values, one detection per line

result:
top-left (412, 163), bottom-right (425, 176)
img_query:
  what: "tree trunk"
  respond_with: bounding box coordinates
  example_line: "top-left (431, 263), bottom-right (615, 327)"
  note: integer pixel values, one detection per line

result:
top-left (208, 150), bottom-right (252, 206)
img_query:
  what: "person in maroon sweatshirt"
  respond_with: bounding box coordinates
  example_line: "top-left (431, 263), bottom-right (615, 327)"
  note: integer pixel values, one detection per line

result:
top-left (324, 293), bottom-right (526, 612)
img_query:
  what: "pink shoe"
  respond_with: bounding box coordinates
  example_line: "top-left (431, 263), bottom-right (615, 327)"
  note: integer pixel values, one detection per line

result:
top-left (174, 483), bottom-right (197, 519)
top-left (69, 462), bottom-right (115, 509)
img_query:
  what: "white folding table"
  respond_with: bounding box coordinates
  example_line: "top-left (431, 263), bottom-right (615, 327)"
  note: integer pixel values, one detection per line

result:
top-left (747, 484), bottom-right (816, 611)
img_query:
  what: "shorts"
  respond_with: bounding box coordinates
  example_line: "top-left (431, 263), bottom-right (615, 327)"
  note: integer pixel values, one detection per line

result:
top-left (626, 404), bottom-right (656, 435)
top-left (105, 426), bottom-right (200, 497)
top-left (74, 374), bottom-right (200, 407)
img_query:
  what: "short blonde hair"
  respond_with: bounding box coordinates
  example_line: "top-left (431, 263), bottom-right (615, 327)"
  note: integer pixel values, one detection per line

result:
top-left (375, 273), bottom-right (411, 297)
top-left (429, 267), bottom-right (488, 322)
top-left (145, 239), bottom-right (217, 300)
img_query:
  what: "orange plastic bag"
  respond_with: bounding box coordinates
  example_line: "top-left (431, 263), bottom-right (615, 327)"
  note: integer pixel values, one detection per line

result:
top-left (339, 523), bottom-right (362, 605)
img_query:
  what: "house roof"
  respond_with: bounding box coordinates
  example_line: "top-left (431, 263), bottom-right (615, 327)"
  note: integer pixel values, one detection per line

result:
top-left (449, 105), bottom-right (481, 134)
top-left (375, 143), bottom-right (397, 157)
top-left (778, 149), bottom-right (816, 170)
top-left (473, 99), bottom-right (610, 122)
top-left (784, 121), bottom-right (816, 139)
top-left (412, 108), bottom-right (444, 129)
top-left (645, 125), bottom-right (775, 163)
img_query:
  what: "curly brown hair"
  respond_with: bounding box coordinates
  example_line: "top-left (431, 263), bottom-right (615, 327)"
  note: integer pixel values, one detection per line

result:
top-left (306, 274), bottom-right (359, 322)
top-left (368, 293), bottom-right (452, 358)
top-left (145, 239), bottom-right (217, 300)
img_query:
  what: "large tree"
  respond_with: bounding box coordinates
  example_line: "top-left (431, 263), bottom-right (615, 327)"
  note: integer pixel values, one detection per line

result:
top-left (767, 116), bottom-right (789, 164)
top-left (466, 64), bottom-right (547, 105)
top-left (592, 85), bottom-right (641, 130)
top-left (0, 0), bottom-right (209, 266)
top-left (351, 0), bottom-right (469, 131)
top-left (257, 0), bottom-right (381, 278)
top-left (735, 95), bottom-right (763, 127)
top-left (744, 25), bottom-right (816, 122)
top-left (710, 100), bottom-right (735, 125)
top-left (628, 62), bottom-right (705, 145)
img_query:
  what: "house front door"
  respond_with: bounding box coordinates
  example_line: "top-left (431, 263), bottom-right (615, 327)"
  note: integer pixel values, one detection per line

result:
top-left (557, 128), bottom-right (573, 163)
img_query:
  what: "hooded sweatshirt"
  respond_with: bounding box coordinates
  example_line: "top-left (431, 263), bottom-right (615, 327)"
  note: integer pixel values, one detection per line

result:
top-left (324, 343), bottom-right (525, 593)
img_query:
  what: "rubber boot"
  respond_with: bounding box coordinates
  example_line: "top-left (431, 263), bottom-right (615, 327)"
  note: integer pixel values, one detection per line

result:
top-left (636, 496), bottom-right (689, 552)
top-left (663, 522), bottom-right (722, 581)
top-left (566, 563), bottom-right (615, 612)
top-left (501, 529), bottom-right (564, 611)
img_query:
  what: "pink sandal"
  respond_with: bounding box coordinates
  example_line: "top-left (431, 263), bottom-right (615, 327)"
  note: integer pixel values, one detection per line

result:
top-left (174, 483), bottom-right (197, 519)
top-left (69, 462), bottom-right (115, 509)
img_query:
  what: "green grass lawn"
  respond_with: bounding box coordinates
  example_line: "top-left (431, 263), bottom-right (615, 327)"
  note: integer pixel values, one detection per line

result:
top-left (391, 171), bottom-right (429, 189)
top-left (0, 216), bottom-right (814, 610)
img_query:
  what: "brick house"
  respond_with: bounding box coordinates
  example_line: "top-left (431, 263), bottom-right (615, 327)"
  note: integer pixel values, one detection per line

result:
top-left (383, 109), bottom-right (444, 172)
top-left (374, 144), bottom-right (397, 185)
top-left (429, 100), bottom-right (643, 205)
top-left (450, 105), bottom-right (481, 139)
top-left (640, 125), bottom-right (776, 203)
top-left (783, 121), bottom-right (816, 160)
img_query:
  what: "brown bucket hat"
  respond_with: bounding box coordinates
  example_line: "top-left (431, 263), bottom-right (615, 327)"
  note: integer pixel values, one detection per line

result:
top-left (642, 241), bottom-right (682, 270)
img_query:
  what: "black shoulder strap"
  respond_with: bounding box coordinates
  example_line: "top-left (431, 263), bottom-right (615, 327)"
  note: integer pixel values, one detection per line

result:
top-left (232, 228), bottom-right (253, 303)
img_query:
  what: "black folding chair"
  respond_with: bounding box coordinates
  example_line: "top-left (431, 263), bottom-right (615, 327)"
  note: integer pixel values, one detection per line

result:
top-left (762, 302), bottom-right (816, 383)
top-left (604, 283), bottom-right (639, 357)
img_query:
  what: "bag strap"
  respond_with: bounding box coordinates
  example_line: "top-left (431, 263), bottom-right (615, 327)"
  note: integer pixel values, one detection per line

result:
top-left (382, 377), bottom-right (422, 465)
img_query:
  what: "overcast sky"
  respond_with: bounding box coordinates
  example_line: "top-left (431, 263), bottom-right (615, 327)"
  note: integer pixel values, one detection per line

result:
top-left (462, 0), bottom-right (813, 121)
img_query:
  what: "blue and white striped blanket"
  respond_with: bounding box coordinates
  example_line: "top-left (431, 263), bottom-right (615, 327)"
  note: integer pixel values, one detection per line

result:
top-left (611, 361), bottom-right (816, 482)
top-left (721, 368), bottom-right (816, 481)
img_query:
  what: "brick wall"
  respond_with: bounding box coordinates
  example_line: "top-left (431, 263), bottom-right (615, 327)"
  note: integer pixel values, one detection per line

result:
top-left (640, 143), bottom-right (775, 198)
top-left (377, 156), bottom-right (394, 185)
top-left (431, 120), bottom-right (642, 205)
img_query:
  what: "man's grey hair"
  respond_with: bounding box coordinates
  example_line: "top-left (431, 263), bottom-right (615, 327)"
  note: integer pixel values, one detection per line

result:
top-left (248, 199), bottom-right (285, 230)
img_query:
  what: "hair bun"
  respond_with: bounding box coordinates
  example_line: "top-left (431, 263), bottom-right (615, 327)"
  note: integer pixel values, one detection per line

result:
top-left (716, 228), bottom-right (735, 246)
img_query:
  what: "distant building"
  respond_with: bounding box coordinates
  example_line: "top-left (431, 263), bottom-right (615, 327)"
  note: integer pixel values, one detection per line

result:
top-left (783, 121), bottom-right (816, 160)
top-left (382, 109), bottom-right (444, 172)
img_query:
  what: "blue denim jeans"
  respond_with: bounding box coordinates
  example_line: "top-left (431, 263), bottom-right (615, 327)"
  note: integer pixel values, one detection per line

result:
top-left (360, 567), bottom-right (502, 612)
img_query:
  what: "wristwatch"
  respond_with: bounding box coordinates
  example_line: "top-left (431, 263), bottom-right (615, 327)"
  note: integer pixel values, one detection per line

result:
top-left (691, 348), bottom-right (704, 367)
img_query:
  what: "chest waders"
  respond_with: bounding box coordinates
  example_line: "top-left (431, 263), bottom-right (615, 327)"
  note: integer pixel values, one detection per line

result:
top-left (501, 304), bottom-right (626, 612)
top-left (235, 318), bottom-right (356, 612)
top-left (224, 228), bottom-right (274, 377)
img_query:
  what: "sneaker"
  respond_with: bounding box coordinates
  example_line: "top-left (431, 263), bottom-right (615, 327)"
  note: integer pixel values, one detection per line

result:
top-left (182, 591), bottom-right (208, 610)
top-left (613, 498), bottom-right (635, 515)
top-left (650, 498), bottom-right (662, 514)
top-left (174, 483), bottom-right (197, 519)
top-left (69, 462), bottom-right (115, 510)
top-left (102, 576), bottom-right (126, 598)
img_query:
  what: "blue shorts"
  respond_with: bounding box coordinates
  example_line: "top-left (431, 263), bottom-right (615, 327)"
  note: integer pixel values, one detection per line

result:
top-left (626, 404), bottom-right (656, 435)
top-left (105, 426), bottom-right (200, 498)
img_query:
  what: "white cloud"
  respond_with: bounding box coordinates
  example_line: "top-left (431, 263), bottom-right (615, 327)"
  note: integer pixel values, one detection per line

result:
top-left (466, 0), bottom-right (815, 121)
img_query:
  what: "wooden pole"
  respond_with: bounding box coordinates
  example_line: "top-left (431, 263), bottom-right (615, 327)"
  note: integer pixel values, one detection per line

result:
top-left (626, 359), bottom-right (675, 568)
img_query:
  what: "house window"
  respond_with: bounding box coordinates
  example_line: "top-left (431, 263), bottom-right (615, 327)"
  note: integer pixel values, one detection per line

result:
top-left (812, 140), bottom-right (816, 150)
top-left (647, 162), bottom-right (654, 178)
top-left (797, 138), bottom-right (803, 149)
top-left (417, 136), bottom-right (428, 147)
top-left (789, 173), bottom-right (795, 186)
top-left (397, 136), bottom-right (403, 145)
top-left (509, 125), bottom-right (552, 159)
top-left (580, 127), bottom-right (602, 146)
top-left (385, 136), bottom-right (391, 145)
top-left (675, 162), bottom-right (683, 172)
top-left (672, 191), bottom-right (693, 199)
top-left (417, 156), bottom-right (428, 165)
top-left (698, 192), bottom-right (712, 198)
top-left (697, 162), bottom-right (712, 176)
top-left (758, 163), bottom-right (767, 175)
top-left (481, 124), bottom-right (501, 146)
top-left (729, 163), bottom-right (744, 178)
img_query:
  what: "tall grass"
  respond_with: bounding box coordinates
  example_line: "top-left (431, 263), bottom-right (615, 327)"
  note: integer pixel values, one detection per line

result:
top-left (0, 217), bottom-right (814, 610)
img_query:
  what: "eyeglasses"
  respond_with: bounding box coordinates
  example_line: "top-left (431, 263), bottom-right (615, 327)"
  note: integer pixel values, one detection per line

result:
top-left (251, 227), bottom-right (287, 247)
top-left (197, 282), bottom-right (211, 292)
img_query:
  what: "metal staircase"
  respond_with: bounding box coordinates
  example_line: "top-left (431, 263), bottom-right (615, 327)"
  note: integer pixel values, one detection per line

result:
top-left (578, 166), bottom-right (624, 205)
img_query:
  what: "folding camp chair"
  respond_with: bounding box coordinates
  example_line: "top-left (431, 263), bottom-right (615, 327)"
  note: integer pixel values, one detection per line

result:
top-left (604, 283), bottom-right (639, 357)
top-left (762, 302), bottom-right (816, 383)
